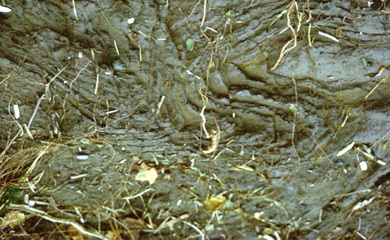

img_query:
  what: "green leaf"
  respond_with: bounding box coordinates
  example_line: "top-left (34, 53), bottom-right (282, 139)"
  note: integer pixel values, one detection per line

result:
top-left (289, 104), bottom-right (298, 113)
top-left (186, 39), bottom-right (195, 51)
top-left (226, 10), bottom-right (235, 18)
top-left (361, 57), bottom-right (367, 67)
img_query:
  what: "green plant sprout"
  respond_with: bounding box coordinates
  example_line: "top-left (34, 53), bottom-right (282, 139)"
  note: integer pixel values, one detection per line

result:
top-left (289, 104), bottom-right (299, 114)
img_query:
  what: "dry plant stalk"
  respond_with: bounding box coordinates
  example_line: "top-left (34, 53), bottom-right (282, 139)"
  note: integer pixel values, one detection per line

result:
top-left (271, 0), bottom-right (311, 71)
top-left (9, 204), bottom-right (108, 240)
top-left (199, 89), bottom-right (210, 139)
top-left (290, 77), bottom-right (300, 161)
top-left (365, 75), bottom-right (389, 100)
top-left (198, 90), bottom-right (221, 154)
top-left (201, 129), bottom-right (220, 154)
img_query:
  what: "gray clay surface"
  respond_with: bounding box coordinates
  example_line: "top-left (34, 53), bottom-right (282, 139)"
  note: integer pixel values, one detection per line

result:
top-left (1, 0), bottom-right (389, 239)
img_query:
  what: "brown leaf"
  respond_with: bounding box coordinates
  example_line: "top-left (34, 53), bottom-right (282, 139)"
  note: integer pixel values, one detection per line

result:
top-left (204, 195), bottom-right (226, 211)
top-left (1, 211), bottom-right (25, 228)
top-left (67, 226), bottom-right (84, 240)
top-left (135, 163), bottom-right (158, 185)
top-left (122, 217), bottom-right (146, 230)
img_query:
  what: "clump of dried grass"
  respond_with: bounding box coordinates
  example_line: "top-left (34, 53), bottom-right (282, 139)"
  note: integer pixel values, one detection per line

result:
top-left (0, 133), bottom-right (49, 212)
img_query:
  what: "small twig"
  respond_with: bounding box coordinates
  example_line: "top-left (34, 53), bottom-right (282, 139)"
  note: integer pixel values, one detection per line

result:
top-left (44, 64), bottom-right (68, 101)
top-left (318, 31), bottom-right (339, 42)
top-left (198, 89), bottom-right (221, 154)
top-left (364, 75), bottom-right (389, 100)
top-left (271, 39), bottom-right (294, 71)
top-left (0, 131), bottom-right (20, 161)
top-left (8, 99), bottom-right (24, 136)
top-left (308, 23), bottom-right (313, 47)
top-left (156, 95), bottom-right (166, 115)
top-left (27, 94), bottom-right (46, 129)
top-left (113, 40), bottom-right (120, 56)
top-left (72, 0), bottom-right (78, 20)
top-left (201, 129), bottom-right (220, 154)
top-left (183, 221), bottom-right (205, 240)
top-left (189, 0), bottom-right (201, 17)
top-left (94, 70), bottom-right (100, 95)
top-left (23, 145), bottom-right (50, 178)
top-left (98, 8), bottom-right (122, 35)
top-left (305, 0), bottom-right (313, 47)
top-left (200, 0), bottom-right (207, 27)
top-left (199, 89), bottom-right (210, 138)
top-left (23, 124), bottom-right (35, 141)
top-left (138, 44), bottom-right (143, 62)
top-left (271, 1), bottom-right (301, 71)
top-left (312, 138), bottom-right (332, 163)
top-left (0, 56), bottom-right (26, 84)
top-left (62, 61), bottom-right (90, 120)
top-left (122, 188), bottom-right (154, 200)
top-left (26, 65), bottom-right (68, 131)
top-left (202, 115), bottom-right (220, 154)
top-left (69, 61), bottom-right (91, 91)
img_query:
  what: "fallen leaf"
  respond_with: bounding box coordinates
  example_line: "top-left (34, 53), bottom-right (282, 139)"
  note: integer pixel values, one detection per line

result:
top-left (204, 195), bottom-right (226, 211)
top-left (1, 211), bottom-right (25, 228)
top-left (135, 163), bottom-right (158, 185)
top-left (104, 230), bottom-right (121, 240)
top-left (122, 217), bottom-right (146, 230)
top-left (382, 141), bottom-right (387, 151)
top-left (67, 225), bottom-right (84, 240)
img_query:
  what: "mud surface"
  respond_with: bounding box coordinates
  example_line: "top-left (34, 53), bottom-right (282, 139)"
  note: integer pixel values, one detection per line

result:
top-left (1, 0), bottom-right (389, 239)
